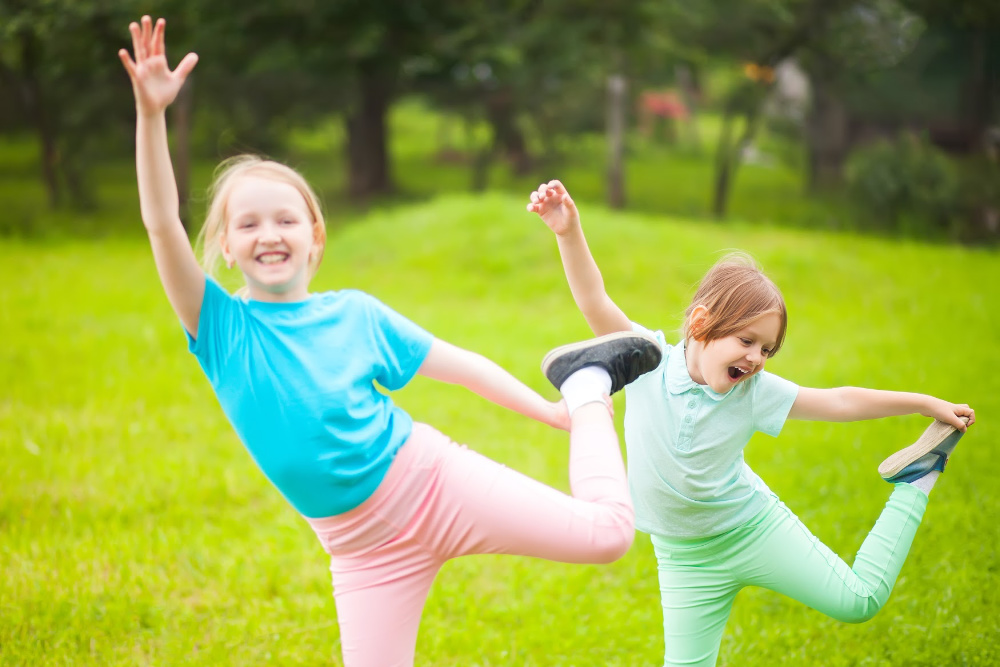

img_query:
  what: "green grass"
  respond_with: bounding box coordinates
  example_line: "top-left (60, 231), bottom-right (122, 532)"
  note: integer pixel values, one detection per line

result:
top-left (2, 193), bottom-right (998, 665)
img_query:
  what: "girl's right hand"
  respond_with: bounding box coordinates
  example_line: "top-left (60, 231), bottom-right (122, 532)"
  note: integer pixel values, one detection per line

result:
top-left (118, 15), bottom-right (198, 118)
top-left (527, 179), bottom-right (580, 236)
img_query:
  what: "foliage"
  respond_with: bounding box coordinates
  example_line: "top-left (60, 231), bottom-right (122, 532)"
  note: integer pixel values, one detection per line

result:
top-left (845, 133), bottom-right (960, 235)
top-left (0, 0), bottom-right (143, 207)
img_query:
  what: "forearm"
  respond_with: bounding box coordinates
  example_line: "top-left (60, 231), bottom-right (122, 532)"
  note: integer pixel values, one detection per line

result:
top-left (418, 340), bottom-right (562, 429)
top-left (453, 353), bottom-right (558, 426)
top-left (827, 387), bottom-right (935, 421)
top-left (555, 227), bottom-right (630, 335)
top-left (135, 111), bottom-right (183, 236)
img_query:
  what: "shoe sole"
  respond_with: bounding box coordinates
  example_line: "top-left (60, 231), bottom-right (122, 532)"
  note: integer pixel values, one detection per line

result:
top-left (540, 331), bottom-right (655, 378)
top-left (877, 417), bottom-right (968, 479)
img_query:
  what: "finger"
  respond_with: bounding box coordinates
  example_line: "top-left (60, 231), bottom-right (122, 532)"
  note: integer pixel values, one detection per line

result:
top-left (129, 21), bottom-right (142, 61)
top-left (529, 190), bottom-right (540, 204)
top-left (152, 17), bottom-right (165, 57)
top-left (140, 15), bottom-right (152, 58)
top-left (118, 48), bottom-right (137, 79)
top-left (547, 179), bottom-right (565, 192)
top-left (173, 52), bottom-right (199, 80)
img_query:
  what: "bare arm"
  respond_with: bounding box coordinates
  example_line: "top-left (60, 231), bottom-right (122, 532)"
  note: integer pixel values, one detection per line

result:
top-left (119, 16), bottom-right (204, 336)
top-left (527, 180), bottom-right (632, 336)
top-left (789, 386), bottom-right (975, 431)
top-left (416, 338), bottom-right (570, 430)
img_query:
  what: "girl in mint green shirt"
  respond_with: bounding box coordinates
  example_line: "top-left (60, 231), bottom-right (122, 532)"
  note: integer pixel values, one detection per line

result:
top-left (530, 180), bottom-right (975, 667)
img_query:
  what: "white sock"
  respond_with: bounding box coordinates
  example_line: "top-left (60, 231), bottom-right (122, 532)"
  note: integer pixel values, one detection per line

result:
top-left (559, 365), bottom-right (613, 415)
top-left (908, 470), bottom-right (941, 496)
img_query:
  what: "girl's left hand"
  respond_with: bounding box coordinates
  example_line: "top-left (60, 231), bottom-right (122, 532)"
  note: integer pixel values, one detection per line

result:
top-left (922, 400), bottom-right (975, 431)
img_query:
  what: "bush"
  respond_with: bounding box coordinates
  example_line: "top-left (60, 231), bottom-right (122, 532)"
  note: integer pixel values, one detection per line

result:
top-left (845, 133), bottom-right (959, 237)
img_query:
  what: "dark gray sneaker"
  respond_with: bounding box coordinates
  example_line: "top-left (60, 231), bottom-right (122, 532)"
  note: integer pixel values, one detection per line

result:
top-left (541, 331), bottom-right (662, 394)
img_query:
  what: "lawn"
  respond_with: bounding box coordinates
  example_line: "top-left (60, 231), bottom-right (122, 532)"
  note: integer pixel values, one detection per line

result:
top-left (1, 191), bottom-right (997, 666)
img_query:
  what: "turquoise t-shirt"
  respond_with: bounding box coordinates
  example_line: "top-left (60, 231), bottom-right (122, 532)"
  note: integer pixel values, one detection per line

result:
top-left (624, 322), bottom-right (799, 539)
top-left (186, 277), bottom-right (433, 518)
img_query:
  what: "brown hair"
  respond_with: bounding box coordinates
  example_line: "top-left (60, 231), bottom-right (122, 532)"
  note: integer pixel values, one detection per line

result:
top-left (683, 251), bottom-right (787, 356)
top-left (195, 155), bottom-right (327, 280)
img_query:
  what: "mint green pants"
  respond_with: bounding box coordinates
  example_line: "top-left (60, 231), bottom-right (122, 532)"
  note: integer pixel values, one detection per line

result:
top-left (652, 484), bottom-right (927, 667)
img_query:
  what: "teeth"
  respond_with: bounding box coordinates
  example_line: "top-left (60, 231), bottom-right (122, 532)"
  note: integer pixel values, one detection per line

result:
top-left (258, 254), bottom-right (286, 264)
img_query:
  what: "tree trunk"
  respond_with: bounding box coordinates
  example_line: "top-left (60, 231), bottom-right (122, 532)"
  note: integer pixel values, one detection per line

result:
top-left (485, 88), bottom-right (531, 176)
top-left (17, 32), bottom-right (61, 208)
top-left (675, 63), bottom-right (701, 150)
top-left (805, 79), bottom-right (850, 191)
top-left (712, 111), bottom-right (736, 218)
top-left (713, 107), bottom-right (763, 218)
top-left (346, 64), bottom-right (395, 201)
top-left (606, 73), bottom-right (627, 210)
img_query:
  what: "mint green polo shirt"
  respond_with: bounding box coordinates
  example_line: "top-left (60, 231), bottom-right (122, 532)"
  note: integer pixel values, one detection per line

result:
top-left (624, 323), bottom-right (799, 539)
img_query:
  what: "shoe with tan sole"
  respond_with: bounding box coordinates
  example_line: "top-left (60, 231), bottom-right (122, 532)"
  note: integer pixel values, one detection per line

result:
top-left (878, 417), bottom-right (970, 483)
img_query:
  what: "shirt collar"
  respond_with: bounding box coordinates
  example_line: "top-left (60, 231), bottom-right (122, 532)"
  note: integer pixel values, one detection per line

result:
top-left (665, 340), bottom-right (730, 401)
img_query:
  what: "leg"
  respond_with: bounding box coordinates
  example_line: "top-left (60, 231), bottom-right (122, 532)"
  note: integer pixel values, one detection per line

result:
top-left (329, 549), bottom-right (441, 667)
top-left (735, 486), bottom-right (928, 623)
top-left (654, 537), bottom-right (741, 667)
top-left (420, 332), bottom-right (665, 562)
top-left (423, 403), bottom-right (635, 563)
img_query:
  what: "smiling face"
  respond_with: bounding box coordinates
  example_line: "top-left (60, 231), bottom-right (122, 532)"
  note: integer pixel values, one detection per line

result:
top-left (686, 311), bottom-right (782, 394)
top-left (220, 175), bottom-right (319, 302)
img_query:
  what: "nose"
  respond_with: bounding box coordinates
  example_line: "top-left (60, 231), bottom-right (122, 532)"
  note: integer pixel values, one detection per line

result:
top-left (746, 348), bottom-right (763, 366)
top-left (259, 221), bottom-right (282, 243)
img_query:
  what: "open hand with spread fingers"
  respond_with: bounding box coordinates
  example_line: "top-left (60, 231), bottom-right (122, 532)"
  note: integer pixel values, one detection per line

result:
top-left (118, 15), bottom-right (198, 117)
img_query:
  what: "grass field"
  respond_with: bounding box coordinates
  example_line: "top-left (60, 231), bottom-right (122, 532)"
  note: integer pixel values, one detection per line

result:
top-left (1, 191), bottom-right (997, 666)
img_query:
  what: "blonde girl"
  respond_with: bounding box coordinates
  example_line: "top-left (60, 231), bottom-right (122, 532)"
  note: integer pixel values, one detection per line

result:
top-left (529, 179), bottom-right (975, 667)
top-left (119, 17), bottom-right (663, 666)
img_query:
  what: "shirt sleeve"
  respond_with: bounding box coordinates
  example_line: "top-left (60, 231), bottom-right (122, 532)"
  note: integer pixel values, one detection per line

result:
top-left (185, 276), bottom-right (243, 383)
top-left (631, 321), bottom-right (670, 352)
top-left (751, 371), bottom-right (800, 437)
top-left (364, 295), bottom-right (434, 391)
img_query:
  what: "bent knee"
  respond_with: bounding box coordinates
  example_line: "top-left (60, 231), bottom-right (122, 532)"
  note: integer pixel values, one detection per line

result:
top-left (830, 599), bottom-right (882, 624)
top-left (591, 507), bottom-right (636, 563)
top-left (591, 527), bottom-right (635, 564)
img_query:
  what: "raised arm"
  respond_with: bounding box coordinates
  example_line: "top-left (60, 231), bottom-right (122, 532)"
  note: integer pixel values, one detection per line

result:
top-left (119, 15), bottom-right (204, 336)
top-left (789, 386), bottom-right (975, 431)
top-left (416, 338), bottom-right (572, 431)
top-left (527, 180), bottom-right (632, 336)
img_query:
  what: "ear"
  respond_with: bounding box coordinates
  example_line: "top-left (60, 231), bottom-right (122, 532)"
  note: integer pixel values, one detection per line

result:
top-left (219, 232), bottom-right (234, 267)
top-left (689, 304), bottom-right (710, 339)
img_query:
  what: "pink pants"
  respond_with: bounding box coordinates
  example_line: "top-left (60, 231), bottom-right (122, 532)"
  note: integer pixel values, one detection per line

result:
top-left (305, 418), bottom-right (634, 666)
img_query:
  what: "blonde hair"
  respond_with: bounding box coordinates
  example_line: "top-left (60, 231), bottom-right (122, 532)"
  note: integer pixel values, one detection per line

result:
top-left (683, 252), bottom-right (787, 356)
top-left (195, 155), bottom-right (327, 280)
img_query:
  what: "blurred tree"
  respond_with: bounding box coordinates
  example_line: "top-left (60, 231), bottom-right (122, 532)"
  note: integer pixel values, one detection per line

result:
top-left (407, 0), bottom-right (669, 207)
top-left (191, 0), bottom-right (474, 202)
top-left (899, 0), bottom-right (1000, 153)
top-left (655, 0), bottom-right (860, 217)
top-left (0, 0), bottom-right (141, 209)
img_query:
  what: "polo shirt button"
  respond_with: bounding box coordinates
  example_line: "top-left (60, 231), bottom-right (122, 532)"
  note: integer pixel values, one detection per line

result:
top-left (691, 388), bottom-right (701, 394)
top-left (684, 415), bottom-right (692, 423)
top-left (688, 401), bottom-right (696, 408)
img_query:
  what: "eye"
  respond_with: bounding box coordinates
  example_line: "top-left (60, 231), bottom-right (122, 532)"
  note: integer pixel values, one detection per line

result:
top-left (239, 220), bottom-right (257, 229)
top-left (280, 218), bottom-right (296, 226)
top-left (762, 348), bottom-right (772, 357)
top-left (739, 338), bottom-right (751, 346)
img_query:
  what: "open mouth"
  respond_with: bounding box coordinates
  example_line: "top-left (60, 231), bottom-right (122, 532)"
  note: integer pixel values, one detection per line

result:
top-left (728, 366), bottom-right (750, 381)
top-left (256, 252), bottom-right (289, 265)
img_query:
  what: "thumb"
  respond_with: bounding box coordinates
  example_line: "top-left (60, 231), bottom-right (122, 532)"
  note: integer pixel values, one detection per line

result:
top-left (174, 52), bottom-right (199, 81)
